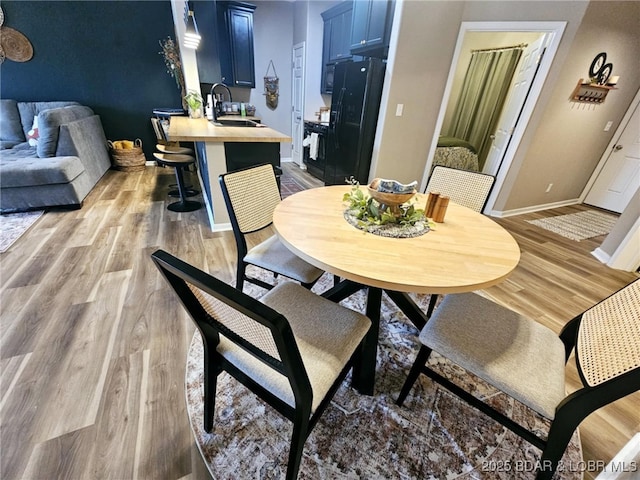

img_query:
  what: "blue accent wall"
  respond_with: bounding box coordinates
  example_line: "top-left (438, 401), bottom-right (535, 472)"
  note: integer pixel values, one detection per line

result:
top-left (0, 1), bottom-right (185, 159)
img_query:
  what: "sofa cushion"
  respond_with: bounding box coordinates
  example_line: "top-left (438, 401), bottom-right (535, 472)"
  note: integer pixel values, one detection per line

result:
top-left (0, 152), bottom-right (85, 188)
top-left (0, 141), bottom-right (23, 150)
top-left (0, 99), bottom-right (26, 142)
top-left (36, 105), bottom-right (94, 158)
top-left (17, 101), bottom-right (80, 138)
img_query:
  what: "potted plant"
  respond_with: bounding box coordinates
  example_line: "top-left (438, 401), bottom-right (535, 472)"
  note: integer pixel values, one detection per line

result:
top-left (184, 90), bottom-right (203, 118)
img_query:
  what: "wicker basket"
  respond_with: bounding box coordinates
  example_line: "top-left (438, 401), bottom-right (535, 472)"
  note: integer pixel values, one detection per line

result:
top-left (109, 138), bottom-right (146, 172)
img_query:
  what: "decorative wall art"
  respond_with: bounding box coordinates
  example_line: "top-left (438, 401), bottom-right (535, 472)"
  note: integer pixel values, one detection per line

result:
top-left (0, 7), bottom-right (34, 63)
top-left (263, 60), bottom-right (279, 110)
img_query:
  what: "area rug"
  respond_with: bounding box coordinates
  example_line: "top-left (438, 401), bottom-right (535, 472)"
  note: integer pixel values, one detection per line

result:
top-left (185, 270), bottom-right (583, 479)
top-left (0, 210), bottom-right (44, 253)
top-left (527, 210), bottom-right (618, 241)
top-left (280, 175), bottom-right (305, 199)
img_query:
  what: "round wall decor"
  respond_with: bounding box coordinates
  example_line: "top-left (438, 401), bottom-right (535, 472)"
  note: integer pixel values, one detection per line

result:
top-left (0, 26), bottom-right (33, 62)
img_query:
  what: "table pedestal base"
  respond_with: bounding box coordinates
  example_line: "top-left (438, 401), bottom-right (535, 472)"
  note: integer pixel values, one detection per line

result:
top-left (322, 280), bottom-right (430, 395)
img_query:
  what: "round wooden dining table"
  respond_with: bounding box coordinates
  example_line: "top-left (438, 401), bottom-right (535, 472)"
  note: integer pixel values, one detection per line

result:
top-left (273, 185), bottom-right (521, 394)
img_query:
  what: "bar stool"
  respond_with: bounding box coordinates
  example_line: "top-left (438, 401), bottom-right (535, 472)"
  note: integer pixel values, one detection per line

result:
top-left (153, 152), bottom-right (202, 212)
top-left (151, 117), bottom-right (199, 198)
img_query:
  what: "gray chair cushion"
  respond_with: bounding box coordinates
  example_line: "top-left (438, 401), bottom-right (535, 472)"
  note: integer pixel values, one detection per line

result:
top-left (0, 99), bottom-right (26, 142)
top-left (244, 235), bottom-right (323, 284)
top-left (216, 281), bottom-right (371, 413)
top-left (420, 292), bottom-right (567, 419)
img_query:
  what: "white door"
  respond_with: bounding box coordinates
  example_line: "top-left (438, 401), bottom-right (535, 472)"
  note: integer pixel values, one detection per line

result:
top-left (483, 34), bottom-right (547, 175)
top-left (584, 102), bottom-right (640, 213)
top-left (291, 43), bottom-right (306, 167)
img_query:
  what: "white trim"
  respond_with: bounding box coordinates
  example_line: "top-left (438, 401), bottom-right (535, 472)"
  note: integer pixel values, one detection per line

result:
top-left (420, 21), bottom-right (567, 215)
top-left (488, 198), bottom-right (579, 218)
top-left (581, 88), bottom-right (640, 202)
top-left (607, 215), bottom-right (640, 271)
top-left (591, 247), bottom-right (611, 265)
top-left (211, 222), bottom-right (232, 232)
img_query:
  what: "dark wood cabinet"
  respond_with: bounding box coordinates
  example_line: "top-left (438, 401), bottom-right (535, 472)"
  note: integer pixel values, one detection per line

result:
top-left (349, 0), bottom-right (394, 58)
top-left (194, 1), bottom-right (256, 88)
top-left (219, 2), bottom-right (256, 88)
top-left (321, 2), bottom-right (354, 95)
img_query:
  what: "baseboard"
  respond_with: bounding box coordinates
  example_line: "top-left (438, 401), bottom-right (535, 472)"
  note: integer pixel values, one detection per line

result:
top-left (145, 160), bottom-right (156, 166)
top-left (488, 198), bottom-right (580, 218)
top-left (591, 247), bottom-right (611, 265)
top-left (281, 157), bottom-right (293, 163)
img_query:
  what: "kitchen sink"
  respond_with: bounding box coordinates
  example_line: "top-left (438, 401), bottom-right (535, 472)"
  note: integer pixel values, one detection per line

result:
top-left (212, 119), bottom-right (261, 127)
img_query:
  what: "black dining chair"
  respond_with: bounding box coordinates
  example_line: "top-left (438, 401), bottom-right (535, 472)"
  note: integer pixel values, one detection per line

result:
top-left (219, 163), bottom-right (324, 291)
top-left (151, 249), bottom-right (371, 480)
top-left (397, 279), bottom-right (640, 480)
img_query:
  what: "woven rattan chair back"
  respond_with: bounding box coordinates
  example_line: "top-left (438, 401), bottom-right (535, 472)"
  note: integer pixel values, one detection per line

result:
top-left (577, 279), bottom-right (640, 387)
top-left (426, 166), bottom-right (495, 212)
top-left (151, 250), bottom-right (295, 375)
top-left (220, 164), bottom-right (282, 234)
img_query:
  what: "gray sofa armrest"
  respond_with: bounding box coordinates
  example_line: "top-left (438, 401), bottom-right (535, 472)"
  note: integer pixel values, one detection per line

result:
top-left (57, 115), bottom-right (111, 183)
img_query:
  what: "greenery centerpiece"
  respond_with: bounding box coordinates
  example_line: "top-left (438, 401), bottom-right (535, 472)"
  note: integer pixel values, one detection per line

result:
top-left (342, 179), bottom-right (432, 238)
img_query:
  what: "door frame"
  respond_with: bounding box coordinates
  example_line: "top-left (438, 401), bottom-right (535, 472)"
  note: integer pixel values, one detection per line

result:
top-left (581, 88), bottom-right (640, 205)
top-left (419, 21), bottom-right (567, 215)
top-left (291, 41), bottom-right (306, 167)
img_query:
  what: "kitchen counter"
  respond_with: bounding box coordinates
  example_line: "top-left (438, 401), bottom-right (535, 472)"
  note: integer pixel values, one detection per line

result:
top-left (167, 116), bottom-right (291, 231)
top-left (168, 116), bottom-right (291, 143)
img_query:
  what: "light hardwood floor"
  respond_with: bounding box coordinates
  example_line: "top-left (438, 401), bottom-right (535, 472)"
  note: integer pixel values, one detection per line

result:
top-left (1, 163), bottom-right (637, 480)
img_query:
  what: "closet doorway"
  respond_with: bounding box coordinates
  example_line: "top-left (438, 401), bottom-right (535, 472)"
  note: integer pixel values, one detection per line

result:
top-left (420, 22), bottom-right (566, 215)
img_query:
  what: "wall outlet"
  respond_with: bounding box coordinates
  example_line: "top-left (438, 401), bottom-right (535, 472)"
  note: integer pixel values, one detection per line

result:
top-left (545, 183), bottom-right (553, 193)
top-left (395, 104), bottom-right (404, 116)
top-left (604, 121), bottom-right (613, 131)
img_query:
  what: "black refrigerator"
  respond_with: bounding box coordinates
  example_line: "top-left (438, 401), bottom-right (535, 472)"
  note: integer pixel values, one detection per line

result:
top-left (324, 58), bottom-right (386, 185)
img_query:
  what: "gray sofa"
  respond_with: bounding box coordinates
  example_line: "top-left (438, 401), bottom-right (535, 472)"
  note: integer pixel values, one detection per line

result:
top-left (0, 100), bottom-right (111, 213)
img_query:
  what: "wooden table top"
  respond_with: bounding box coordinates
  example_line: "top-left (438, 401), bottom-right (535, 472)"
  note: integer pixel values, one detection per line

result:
top-left (273, 185), bottom-right (521, 294)
top-left (168, 116), bottom-right (292, 143)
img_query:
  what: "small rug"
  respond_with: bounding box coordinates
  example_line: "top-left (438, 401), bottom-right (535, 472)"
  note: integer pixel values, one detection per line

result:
top-left (280, 175), bottom-right (305, 199)
top-left (0, 210), bottom-right (44, 253)
top-left (185, 270), bottom-right (582, 479)
top-left (527, 210), bottom-right (618, 241)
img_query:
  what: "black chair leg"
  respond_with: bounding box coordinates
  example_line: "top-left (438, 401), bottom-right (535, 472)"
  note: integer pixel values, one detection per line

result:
top-left (397, 345), bottom-right (433, 406)
top-left (203, 346), bottom-right (220, 433)
top-left (535, 417), bottom-right (580, 480)
top-left (286, 413), bottom-right (310, 480)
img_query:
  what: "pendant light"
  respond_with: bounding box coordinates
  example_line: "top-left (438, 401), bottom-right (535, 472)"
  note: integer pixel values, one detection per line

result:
top-left (183, 2), bottom-right (200, 50)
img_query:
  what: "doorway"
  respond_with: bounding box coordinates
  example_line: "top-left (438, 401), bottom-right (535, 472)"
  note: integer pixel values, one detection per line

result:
top-left (291, 42), bottom-right (306, 167)
top-left (419, 22), bottom-right (567, 214)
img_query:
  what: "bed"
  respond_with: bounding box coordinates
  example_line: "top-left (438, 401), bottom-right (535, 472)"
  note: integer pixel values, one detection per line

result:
top-left (432, 136), bottom-right (479, 172)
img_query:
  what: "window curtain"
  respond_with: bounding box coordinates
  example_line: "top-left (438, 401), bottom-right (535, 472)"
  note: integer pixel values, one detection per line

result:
top-left (447, 46), bottom-right (524, 170)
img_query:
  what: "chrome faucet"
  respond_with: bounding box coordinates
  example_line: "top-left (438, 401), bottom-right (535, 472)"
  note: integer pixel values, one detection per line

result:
top-left (210, 83), bottom-right (232, 121)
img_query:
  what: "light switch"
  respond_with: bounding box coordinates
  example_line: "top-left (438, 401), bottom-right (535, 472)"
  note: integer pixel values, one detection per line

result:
top-left (395, 104), bottom-right (404, 117)
top-left (604, 121), bottom-right (613, 132)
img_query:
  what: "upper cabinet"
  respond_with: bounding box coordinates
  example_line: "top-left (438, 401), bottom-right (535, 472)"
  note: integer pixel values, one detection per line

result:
top-left (349, 0), bottom-right (394, 58)
top-left (218, 1), bottom-right (256, 88)
top-left (321, 2), bottom-right (354, 95)
top-left (322, 2), bottom-right (353, 64)
top-left (194, 1), bottom-right (256, 88)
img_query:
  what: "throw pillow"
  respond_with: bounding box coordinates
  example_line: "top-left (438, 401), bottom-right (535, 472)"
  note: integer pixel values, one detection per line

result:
top-left (27, 116), bottom-right (39, 146)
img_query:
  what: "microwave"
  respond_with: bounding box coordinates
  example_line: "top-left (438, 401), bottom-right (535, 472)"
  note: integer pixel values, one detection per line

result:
top-left (323, 64), bottom-right (335, 94)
